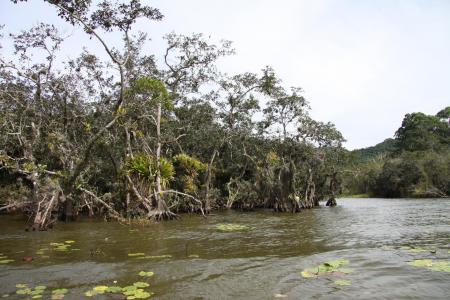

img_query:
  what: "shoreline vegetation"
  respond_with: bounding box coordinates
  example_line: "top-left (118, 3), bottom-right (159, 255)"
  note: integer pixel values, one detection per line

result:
top-left (0, 1), bottom-right (449, 230)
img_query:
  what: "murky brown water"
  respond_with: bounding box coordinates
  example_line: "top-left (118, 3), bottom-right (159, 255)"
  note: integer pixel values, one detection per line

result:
top-left (1, 198), bottom-right (449, 299)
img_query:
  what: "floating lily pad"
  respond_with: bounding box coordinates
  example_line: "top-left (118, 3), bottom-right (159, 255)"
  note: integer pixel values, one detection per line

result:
top-left (215, 223), bottom-right (252, 232)
top-left (408, 259), bottom-right (433, 267)
top-left (0, 256), bottom-right (6, 259)
top-left (52, 288), bottom-right (68, 295)
top-left (334, 279), bottom-right (351, 286)
top-left (32, 296), bottom-right (42, 299)
top-left (2, 294), bottom-right (9, 298)
top-left (84, 290), bottom-right (96, 297)
top-left (15, 284), bottom-right (27, 288)
top-left (300, 270), bottom-right (316, 278)
top-left (16, 289), bottom-right (32, 295)
top-left (93, 286), bottom-right (108, 293)
top-left (64, 241), bottom-right (75, 244)
top-left (106, 286), bottom-right (123, 293)
top-left (138, 271), bottom-right (154, 277)
top-left (0, 259), bottom-right (14, 264)
top-left (128, 253), bottom-right (145, 257)
top-left (133, 282), bottom-right (150, 288)
top-left (429, 261), bottom-right (450, 272)
top-left (301, 259), bottom-right (351, 278)
top-left (188, 254), bottom-right (199, 258)
top-left (122, 286), bottom-right (138, 292)
top-left (138, 255), bottom-right (171, 260)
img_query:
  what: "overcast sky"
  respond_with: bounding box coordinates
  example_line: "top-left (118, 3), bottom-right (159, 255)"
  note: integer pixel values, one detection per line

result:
top-left (1, 0), bottom-right (449, 149)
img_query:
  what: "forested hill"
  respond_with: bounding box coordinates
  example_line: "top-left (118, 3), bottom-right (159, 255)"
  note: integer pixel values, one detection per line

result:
top-left (342, 107), bottom-right (450, 198)
top-left (351, 138), bottom-right (396, 161)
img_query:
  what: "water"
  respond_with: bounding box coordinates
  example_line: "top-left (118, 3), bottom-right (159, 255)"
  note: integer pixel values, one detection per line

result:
top-left (0, 198), bottom-right (449, 299)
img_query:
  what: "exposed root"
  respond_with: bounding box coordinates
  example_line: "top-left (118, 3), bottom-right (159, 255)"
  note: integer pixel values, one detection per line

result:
top-left (148, 210), bottom-right (178, 221)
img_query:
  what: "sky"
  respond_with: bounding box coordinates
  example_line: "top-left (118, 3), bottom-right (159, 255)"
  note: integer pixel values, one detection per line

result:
top-left (1, 0), bottom-right (449, 149)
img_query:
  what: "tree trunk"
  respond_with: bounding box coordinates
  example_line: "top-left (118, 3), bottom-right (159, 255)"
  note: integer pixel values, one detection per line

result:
top-left (150, 101), bottom-right (176, 220)
top-left (204, 149), bottom-right (218, 213)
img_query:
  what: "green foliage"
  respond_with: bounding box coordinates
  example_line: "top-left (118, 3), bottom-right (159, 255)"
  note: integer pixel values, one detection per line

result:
top-left (131, 77), bottom-right (173, 110)
top-left (172, 154), bottom-right (207, 194)
top-left (125, 154), bottom-right (174, 185)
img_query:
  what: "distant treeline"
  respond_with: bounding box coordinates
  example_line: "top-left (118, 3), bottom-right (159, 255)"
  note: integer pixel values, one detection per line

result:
top-left (342, 107), bottom-right (450, 198)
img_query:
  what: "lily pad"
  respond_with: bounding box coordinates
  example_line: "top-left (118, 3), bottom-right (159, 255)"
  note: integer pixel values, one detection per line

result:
top-left (188, 254), bottom-right (199, 258)
top-left (0, 259), bottom-right (14, 264)
top-left (429, 261), bottom-right (450, 272)
top-left (300, 270), bottom-right (316, 278)
top-left (138, 255), bottom-right (171, 260)
top-left (84, 291), bottom-right (96, 297)
top-left (31, 296), bottom-right (42, 299)
top-left (16, 289), bottom-right (32, 295)
top-left (133, 282), bottom-right (150, 288)
top-left (128, 253), bottom-right (145, 257)
top-left (52, 288), bottom-right (68, 295)
top-left (138, 271), bottom-right (155, 277)
top-left (15, 284), bottom-right (28, 288)
top-left (408, 259), bottom-right (433, 267)
top-left (93, 286), bottom-right (108, 292)
top-left (301, 259), bottom-right (351, 278)
top-left (64, 240), bottom-right (75, 244)
top-left (215, 223), bottom-right (252, 232)
top-left (105, 286), bottom-right (123, 293)
top-left (334, 279), bottom-right (351, 286)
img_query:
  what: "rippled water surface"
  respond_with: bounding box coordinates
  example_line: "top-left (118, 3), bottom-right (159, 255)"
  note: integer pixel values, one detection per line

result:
top-left (1, 198), bottom-right (449, 299)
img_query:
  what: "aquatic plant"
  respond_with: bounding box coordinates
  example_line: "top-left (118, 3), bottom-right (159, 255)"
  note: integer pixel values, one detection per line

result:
top-left (408, 259), bottom-right (450, 272)
top-left (301, 259), bottom-right (352, 278)
top-left (138, 271), bottom-right (155, 277)
top-left (84, 276), bottom-right (155, 299)
top-left (215, 223), bottom-right (253, 232)
top-left (334, 279), bottom-right (351, 286)
top-left (14, 284), bottom-right (49, 299)
top-left (137, 255), bottom-right (172, 260)
top-left (128, 253), bottom-right (146, 257)
top-left (0, 254), bottom-right (14, 264)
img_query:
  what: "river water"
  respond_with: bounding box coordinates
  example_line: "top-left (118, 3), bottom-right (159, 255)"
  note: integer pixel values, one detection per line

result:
top-left (0, 198), bottom-right (449, 299)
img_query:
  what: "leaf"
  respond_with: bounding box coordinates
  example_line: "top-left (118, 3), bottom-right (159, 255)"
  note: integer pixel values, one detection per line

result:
top-left (300, 270), bottom-right (316, 278)
top-left (15, 284), bottom-right (27, 288)
top-left (408, 259), bottom-right (433, 267)
top-left (16, 289), bottom-right (32, 295)
top-left (334, 279), bottom-right (351, 286)
top-left (216, 223), bottom-right (252, 232)
top-left (429, 261), bottom-right (450, 272)
top-left (0, 259), bottom-right (14, 264)
top-left (128, 253), bottom-right (145, 257)
top-left (84, 291), bottom-right (96, 297)
top-left (138, 255), bottom-right (171, 259)
top-left (105, 286), bottom-right (122, 293)
top-left (93, 286), bottom-right (108, 292)
top-left (138, 271), bottom-right (155, 277)
top-left (133, 282), bottom-right (150, 288)
top-left (52, 288), bottom-right (68, 295)
top-left (64, 241), bottom-right (75, 244)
